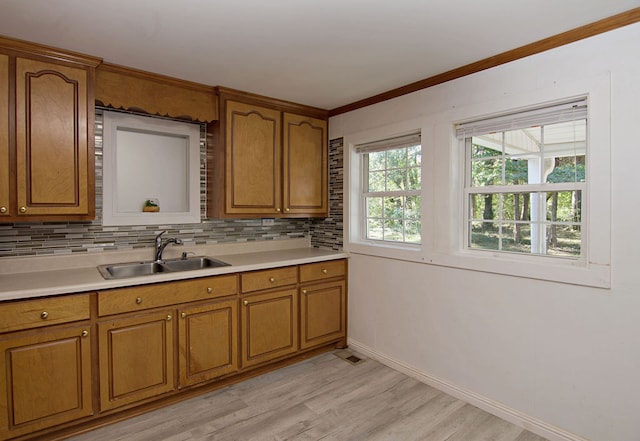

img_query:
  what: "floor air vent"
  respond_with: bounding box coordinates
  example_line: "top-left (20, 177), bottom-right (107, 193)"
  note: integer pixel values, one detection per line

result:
top-left (335, 350), bottom-right (365, 365)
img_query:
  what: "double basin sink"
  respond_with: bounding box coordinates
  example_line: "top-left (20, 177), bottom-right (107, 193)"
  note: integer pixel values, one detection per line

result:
top-left (97, 256), bottom-right (230, 280)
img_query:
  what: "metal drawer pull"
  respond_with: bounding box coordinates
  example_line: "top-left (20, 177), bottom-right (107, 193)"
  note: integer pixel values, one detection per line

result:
top-left (81, 330), bottom-right (89, 337)
top-left (322, 269), bottom-right (328, 274)
top-left (0, 207), bottom-right (6, 213)
top-left (269, 277), bottom-right (275, 283)
top-left (302, 289), bottom-right (307, 294)
top-left (243, 300), bottom-right (249, 306)
top-left (40, 311), bottom-right (48, 319)
top-left (19, 206), bottom-right (26, 213)
top-left (166, 315), bottom-right (172, 321)
top-left (136, 297), bottom-right (142, 304)
top-left (207, 287), bottom-right (213, 293)
top-left (181, 312), bottom-right (187, 319)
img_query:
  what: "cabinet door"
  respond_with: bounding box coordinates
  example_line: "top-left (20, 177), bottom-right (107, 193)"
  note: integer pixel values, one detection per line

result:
top-left (0, 325), bottom-right (92, 439)
top-left (225, 100), bottom-right (282, 215)
top-left (282, 113), bottom-right (328, 216)
top-left (15, 58), bottom-right (92, 218)
top-left (241, 288), bottom-right (298, 368)
top-left (0, 54), bottom-right (9, 218)
top-left (300, 280), bottom-right (346, 349)
top-left (98, 310), bottom-right (175, 411)
top-left (178, 299), bottom-right (238, 387)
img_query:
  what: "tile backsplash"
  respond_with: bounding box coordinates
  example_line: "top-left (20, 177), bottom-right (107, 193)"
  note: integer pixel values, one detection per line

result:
top-left (0, 111), bottom-right (343, 257)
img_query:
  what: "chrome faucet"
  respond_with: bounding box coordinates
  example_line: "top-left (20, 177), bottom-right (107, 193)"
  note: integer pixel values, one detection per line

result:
top-left (154, 231), bottom-right (182, 262)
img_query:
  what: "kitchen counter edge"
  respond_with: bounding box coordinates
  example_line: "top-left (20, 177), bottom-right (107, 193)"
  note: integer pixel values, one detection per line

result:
top-left (0, 248), bottom-right (348, 302)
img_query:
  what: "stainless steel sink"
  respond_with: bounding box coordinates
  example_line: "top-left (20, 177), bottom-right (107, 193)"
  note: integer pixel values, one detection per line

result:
top-left (161, 257), bottom-right (230, 272)
top-left (97, 257), bottom-right (230, 279)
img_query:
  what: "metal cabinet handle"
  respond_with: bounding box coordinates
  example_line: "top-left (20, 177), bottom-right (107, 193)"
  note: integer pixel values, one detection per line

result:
top-left (269, 277), bottom-right (275, 283)
top-left (136, 297), bottom-right (142, 304)
top-left (0, 207), bottom-right (6, 213)
top-left (302, 289), bottom-right (307, 294)
top-left (322, 269), bottom-right (328, 274)
top-left (19, 206), bottom-right (27, 213)
top-left (207, 287), bottom-right (213, 293)
top-left (181, 312), bottom-right (187, 319)
top-left (81, 330), bottom-right (89, 337)
top-left (166, 315), bottom-right (172, 321)
top-left (40, 311), bottom-right (48, 319)
top-left (243, 300), bottom-right (249, 306)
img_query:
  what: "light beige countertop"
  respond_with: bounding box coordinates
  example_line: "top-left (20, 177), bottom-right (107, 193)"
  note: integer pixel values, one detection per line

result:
top-left (0, 238), bottom-right (347, 302)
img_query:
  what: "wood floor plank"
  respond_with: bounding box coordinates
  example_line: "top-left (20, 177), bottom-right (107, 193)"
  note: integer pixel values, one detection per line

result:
top-left (67, 351), bottom-right (547, 441)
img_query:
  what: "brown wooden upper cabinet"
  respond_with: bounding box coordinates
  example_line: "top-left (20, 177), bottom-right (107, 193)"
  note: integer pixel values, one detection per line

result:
top-left (0, 36), bottom-right (100, 221)
top-left (208, 88), bottom-right (328, 218)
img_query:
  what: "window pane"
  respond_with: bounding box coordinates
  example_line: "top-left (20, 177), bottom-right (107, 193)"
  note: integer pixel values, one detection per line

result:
top-left (471, 135), bottom-right (502, 159)
top-left (546, 155), bottom-right (586, 183)
top-left (386, 169), bottom-right (406, 191)
top-left (504, 156), bottom-right (528, 185)
top-left (407, 145), bottom-right (421, 166)
top-left (405, 195), bottom-right (421, 219)
top-left (368, 151), bottom-right (386, 171)
top-left (471, 158), bottom-right (503, 186)
top-left (469, 221), bottom-right (499, 250)
top-left (405, 220), bottom-right (421, 243)
top-left (547, 225), bottom-right (581, 257)
top-left (502, 193), bottom-right (531, 221)
top-left (501, 223), bottom-right (532, 254)
top-left (366, 197), bottom-right (382, 218)
top-left (383, 196), bottom-right (403, 220)
top-left (368, 170), bottom-right (385, 192)
top-left (383, 219), bottom-right (403, 241)
top-left (470, 193), bottom-right (500, 221)
top-left (367, 218), bottom-right (383, 240)
top-left (407, 166), bottom-right (421, 190)
top-left (545, 190), bottom-right (582, 223)
top-left (386, 149), bottom-right (407, 169)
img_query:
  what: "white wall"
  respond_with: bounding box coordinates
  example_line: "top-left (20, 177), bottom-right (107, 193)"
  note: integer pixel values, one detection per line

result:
top-left (330, 23), bottom-right (640, 441)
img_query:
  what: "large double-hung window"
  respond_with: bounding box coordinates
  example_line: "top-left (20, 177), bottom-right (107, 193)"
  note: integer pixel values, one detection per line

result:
top-left (457, 98), bottom-right (587, 258)
top-left (356, 132), bottom-right (421, 245)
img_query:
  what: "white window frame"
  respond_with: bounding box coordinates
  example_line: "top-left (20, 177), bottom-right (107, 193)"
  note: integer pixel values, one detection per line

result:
top-left (344, 73), bottom-right (610, 288)
top-left (358, 132), bottom-right (422, 245)
top-left (439, 75), bottom-right (611, 288)
top-left (345, 121), bottom-right (428, 262)
top-left (459, 98), bottom-right (587, 259)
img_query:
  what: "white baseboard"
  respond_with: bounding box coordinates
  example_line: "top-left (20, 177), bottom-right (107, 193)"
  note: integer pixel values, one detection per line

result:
top-left (347, 338), bottom-right (588, 441)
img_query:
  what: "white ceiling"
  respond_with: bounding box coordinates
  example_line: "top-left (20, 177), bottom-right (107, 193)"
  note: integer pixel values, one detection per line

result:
top-left (0, 0), bottom-right (637, 110)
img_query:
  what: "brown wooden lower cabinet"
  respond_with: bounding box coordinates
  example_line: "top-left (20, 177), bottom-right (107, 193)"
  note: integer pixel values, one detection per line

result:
top-left (0, 324), bottom-right (93, 439)
top-left (0, 258), bottom-right (346, 440)
top-left (300, 279), bottom-right (347, 350)
top-left (98, 310), bottom-right (175, 411)
top-left (178, 299), bottom-right (238, 387)
top-left (240, 288), bottom-right (299, 368)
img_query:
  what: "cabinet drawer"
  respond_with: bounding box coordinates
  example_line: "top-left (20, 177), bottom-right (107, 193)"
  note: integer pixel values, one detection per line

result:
top-left (300, 259), bottom-right (346, 283)
top-left (0, 294), bottom-right (90, 333)
top-left (98, 274), bottom-right (238, 316)
top-left (241, 266), bottom-right (298, 293)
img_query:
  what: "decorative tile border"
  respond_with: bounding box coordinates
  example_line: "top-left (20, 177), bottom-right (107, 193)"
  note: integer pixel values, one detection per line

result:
top-left (0, 111), bottom-right (343, 257)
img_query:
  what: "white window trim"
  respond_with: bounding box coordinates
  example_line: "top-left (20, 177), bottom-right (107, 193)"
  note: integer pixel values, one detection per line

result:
top-left (345, 120), bottom-right (429, 262)
top-left (345, 73), bottom-right (611, 288)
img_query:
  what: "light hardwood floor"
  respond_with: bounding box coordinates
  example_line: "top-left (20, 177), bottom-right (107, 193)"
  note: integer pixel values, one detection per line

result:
top-left (67, 351), bottom-right (547, 441)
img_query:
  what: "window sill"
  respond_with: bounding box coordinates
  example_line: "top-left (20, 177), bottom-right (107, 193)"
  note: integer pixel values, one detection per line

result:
top-left (347, 241), bottom-right (610, 289)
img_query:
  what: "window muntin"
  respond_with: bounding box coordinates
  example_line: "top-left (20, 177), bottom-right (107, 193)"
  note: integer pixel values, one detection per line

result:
top-left (360, 138), bottom-right (421, 245)
top-left (461, 101), bottom-right (586, 258)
